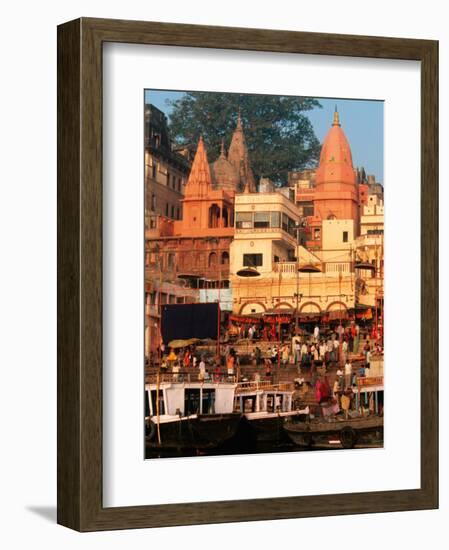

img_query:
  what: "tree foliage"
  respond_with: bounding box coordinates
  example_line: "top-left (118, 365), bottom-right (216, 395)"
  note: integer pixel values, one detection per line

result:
top-left (167, 92), bottom-right (322, 186)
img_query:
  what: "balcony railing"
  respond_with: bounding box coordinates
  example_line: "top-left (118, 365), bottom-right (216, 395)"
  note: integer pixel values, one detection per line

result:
top-left (145, 265), bottom-right (230, 281)
top-left (272, 261), bottom-right (362, 276)
top-left (273, 262), bottom-right (297, 273)
top-left (235, 226), bottom-right (297, 240)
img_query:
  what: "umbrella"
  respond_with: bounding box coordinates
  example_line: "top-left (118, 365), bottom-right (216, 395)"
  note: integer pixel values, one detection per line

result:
top-left (167, 338), bottom-right (200, 349)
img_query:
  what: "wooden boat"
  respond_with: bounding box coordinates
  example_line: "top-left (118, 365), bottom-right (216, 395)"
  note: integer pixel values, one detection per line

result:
top-left (284, 413), bottom-right (383, 449)
top-left (145, 374), bottom-right (241, 456)
top-left (234, 381), bottom-right (309, 445)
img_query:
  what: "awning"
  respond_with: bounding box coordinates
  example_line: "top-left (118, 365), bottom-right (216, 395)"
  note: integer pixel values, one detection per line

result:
top-left (355, 308), bottom-right (373, 320)
top-left (263, 310), bottom-right (294, 324)
top-left (298, 314), bottom-right (321, 323)
top-left (264, 308), bottom-right (295, 315)
top-left (327, 310), bottom-right (349, 320)
top-left (229, 314), bottom-right (262, 324)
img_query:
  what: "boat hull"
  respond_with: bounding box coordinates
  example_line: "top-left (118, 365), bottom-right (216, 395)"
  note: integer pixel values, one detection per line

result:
top-left (145, 413), bottom-right (242, 457)
top-left (284, 415), bottom-right (384, 449)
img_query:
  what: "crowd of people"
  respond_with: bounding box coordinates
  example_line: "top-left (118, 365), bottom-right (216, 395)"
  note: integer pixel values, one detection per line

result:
top-left (148, 321), bottom-right (382, 392)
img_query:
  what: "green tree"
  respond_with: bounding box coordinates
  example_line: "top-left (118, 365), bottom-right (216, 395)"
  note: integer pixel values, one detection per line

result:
top-left (168, 92), bottom-right (321, 186)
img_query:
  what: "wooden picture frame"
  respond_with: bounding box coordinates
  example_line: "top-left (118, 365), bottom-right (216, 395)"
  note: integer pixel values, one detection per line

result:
top-left (57, 17), bottom-right (438, 531)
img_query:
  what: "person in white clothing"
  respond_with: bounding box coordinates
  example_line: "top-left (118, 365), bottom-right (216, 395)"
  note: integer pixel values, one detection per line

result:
top-left (344, 360), bottom-right (352, 389)
top-left (198, 359), bottom-right (206, 381)
top-left (341, 340), bottom-right (348, 364)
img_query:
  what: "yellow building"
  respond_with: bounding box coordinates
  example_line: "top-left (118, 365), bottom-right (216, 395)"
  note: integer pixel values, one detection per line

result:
top-left (354, 194), bottom-right (384, 310)
top-left (230, 192), bottom-right (358, 324)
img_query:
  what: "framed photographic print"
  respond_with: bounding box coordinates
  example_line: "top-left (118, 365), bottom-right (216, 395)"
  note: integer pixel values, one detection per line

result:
top-left (57, 17), bottom-right (438, 531)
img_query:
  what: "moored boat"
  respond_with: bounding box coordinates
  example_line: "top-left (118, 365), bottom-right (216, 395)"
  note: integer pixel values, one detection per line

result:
top-left (234, 381), bottom-right (309, 445)
top-left (284, 414), bottom-right (383, 449)
top-left (145, 373), bottom-right (241, 456)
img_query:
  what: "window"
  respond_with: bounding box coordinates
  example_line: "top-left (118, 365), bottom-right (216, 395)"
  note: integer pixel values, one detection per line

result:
top-left (367, 229), bottom-right (384, 235)
top-left (221, 251), bottom-right (229, 265)
top-left (145, 391), bottom-right (150, 416)
top-left (236, 212), bottom-right (253, 229)
top-left (151, 193), bottom-right (156, 211)
top-left (303, 205), bottom-right (314, 217)
top-left (185, 389), bottom-right (201, 415)
top-left (300, 201), bottom-right (314, 217)
top-left (254, 212), bottom-right (270, 228)
top-left (202, 390), bottom-right (216, 414)
top-left (150, 390), bottom-right (165, 415)
top-left (176, 207), bottom-right (180, 220)
top-left (313, 228), bottom-right (321, 240)
top-left (343, 231), bottom-right (348, 243)
top-left (273, 255), bottom-right (280, 263)
top-left (280, 214), bottom-right (296, 236)
top-left (171, 205), bottom-right (175, 218)
top-left (165, 203), bottom-right (169, 217)
top-left (208, 252), bottom-right (218, 266)
top-left (271, 212), bottom-right (280, 228)
top-left (243, 253), bottom-right (263, 267)
top-left (152, 163), bottom-right (157, 179)
top-left (167, 253), bottom-right (175, 268)
top-left (288, 216), bottom-right (296, 236)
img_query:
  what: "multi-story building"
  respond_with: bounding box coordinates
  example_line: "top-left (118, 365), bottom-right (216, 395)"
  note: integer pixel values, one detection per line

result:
top-left (144, 104), bottom-right (191, 228)
top-left (230, 190), bottom-right (357, 323)
top-left (354, 194), bottom-right (384, 311)
top-left (145, 114), bottom-right (255, 355)
top-left (229, 108), bottom-right (384, 330)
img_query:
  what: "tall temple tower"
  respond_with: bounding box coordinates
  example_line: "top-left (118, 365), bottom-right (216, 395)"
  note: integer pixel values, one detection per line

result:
top-left (314, 108), bottom-right (359, 226)
top-left (178, 136), bottom-right (234, 234)
top-left (226, 112), bottom-right (257, 193)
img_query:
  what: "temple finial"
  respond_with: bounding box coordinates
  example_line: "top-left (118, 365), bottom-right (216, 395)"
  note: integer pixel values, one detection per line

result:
top-left (236, 107), bottom-right (242, 130)
top-left (333, 105), bottom-right (340, 126)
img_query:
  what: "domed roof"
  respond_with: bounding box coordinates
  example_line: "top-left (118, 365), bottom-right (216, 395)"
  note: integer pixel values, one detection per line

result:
top-left (210, 141), bottom-right (240, 192)
top-left (316, 109), bottom-right (356, 186)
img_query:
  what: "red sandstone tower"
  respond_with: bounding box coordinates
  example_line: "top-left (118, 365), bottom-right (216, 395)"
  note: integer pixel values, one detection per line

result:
top-left (314, 108), bottom-right (360, 227)
top-left (177, 136), bottom-right (234, 234)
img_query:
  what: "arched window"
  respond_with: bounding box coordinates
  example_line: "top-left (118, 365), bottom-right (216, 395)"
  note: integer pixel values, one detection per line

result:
top-left (221, 251), bottom-right (229, 265)
top-left (222, 206), bottom-right (229, 227)
top-left (208, 204), bottom-right (221, 228)
top-left (208, 252), bottom-right (218, 267)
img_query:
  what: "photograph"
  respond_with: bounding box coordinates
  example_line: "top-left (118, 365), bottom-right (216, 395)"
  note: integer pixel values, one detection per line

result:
top-left (143, 90), bottom-right (384, 458)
